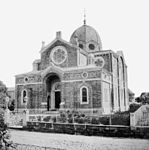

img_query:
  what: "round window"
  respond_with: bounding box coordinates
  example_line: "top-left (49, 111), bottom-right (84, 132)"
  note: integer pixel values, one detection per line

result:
top-left (24, 77), bottom-right (29, 83)
top-left (50, 46), bottom-right (67, 65)
top-left (79, 43), bottom-right (83, 49)
top-left (89, 44), bottom-right (95, 50)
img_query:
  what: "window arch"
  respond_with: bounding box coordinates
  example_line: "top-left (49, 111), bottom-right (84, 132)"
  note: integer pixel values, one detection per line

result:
top-left (80, 86), bottom-right (89, 104)
top-left (21, 89), bottom-right (28, 104)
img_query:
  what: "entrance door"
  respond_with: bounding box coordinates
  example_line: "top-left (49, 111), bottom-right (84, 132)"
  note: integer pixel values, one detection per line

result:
top-left (55, 91), bottom-right (61, 109)
top-left (45, 74), bottom-right (61, 111)
top-left (47, 95), bottom-right (50, 111)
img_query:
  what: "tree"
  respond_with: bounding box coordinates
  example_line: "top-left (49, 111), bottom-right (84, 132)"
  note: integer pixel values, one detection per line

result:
top-left (0, 81), bottom-right (7, 109)
top-left (0, 81), bottom-right (14, 149)
top-left (135, 97), bottom-right (142, 103)
top-left (0, 110), bottom-right (14, 149)
top-left (128, 89), bottom-right (135, 102)
top-left (8, 99), bottom-right (15, 111)
top-left (129, 103), bottom-right (141, 113)
top-left (135, 92), bottom-right (149, 104)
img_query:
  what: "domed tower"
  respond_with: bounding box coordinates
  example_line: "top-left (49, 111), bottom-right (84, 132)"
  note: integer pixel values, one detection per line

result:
top-left (70, 21), bottom-right (102, 53)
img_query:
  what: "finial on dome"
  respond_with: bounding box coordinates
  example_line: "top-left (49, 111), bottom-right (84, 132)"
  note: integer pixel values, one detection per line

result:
top-left (83, 9), bottom-right (86, 25)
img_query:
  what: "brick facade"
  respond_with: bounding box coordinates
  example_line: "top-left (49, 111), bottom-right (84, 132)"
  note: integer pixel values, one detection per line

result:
top-left (15, 23), bottom-right (129, 116)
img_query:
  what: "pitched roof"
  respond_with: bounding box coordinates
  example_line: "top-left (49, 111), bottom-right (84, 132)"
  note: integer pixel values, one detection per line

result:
top-left (40, 38), bottom-right (88, 56)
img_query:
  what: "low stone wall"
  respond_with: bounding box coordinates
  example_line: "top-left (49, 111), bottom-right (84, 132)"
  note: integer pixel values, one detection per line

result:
top-left (24, 121), bottom-right (149, 138)
top-left (130, 105), bottom-right (149, 126)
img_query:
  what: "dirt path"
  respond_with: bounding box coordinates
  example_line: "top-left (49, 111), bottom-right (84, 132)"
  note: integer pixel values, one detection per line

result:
top-left (10, 129), bottom-right (149, 150)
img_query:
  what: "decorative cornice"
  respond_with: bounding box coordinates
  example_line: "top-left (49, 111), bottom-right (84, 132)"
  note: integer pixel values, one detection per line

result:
top-left (62, 78), bottom-right (101, 83)
top-left (16, 82), bottom-right (43, 86)
top-left (15, 70), bottom-right (42, 77)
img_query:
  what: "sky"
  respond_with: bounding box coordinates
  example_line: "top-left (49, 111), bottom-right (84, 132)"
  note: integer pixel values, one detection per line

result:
top-left (0, 0), bottom-right (148, 97)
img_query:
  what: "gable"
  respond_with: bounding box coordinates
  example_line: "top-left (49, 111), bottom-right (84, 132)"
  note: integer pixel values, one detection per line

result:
top-left (40, 38), bottom-right (78, 54)
top-left (40, 39), bottom-right (79, 70)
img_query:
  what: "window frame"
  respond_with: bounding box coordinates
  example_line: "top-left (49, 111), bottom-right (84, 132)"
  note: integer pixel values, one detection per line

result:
top-left (21, 89), bottom-right (28, 104)
top-left (80, 86), bottom-right (89, 104)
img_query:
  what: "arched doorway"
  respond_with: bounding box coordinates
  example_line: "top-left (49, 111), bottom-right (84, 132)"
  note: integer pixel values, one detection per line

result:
top-left (52, 82), bottom-right (61, 109)
top-left (45, 73), bottom-right (61, 111)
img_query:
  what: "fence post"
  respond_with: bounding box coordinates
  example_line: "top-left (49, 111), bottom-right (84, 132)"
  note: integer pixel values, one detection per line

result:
top-left (130, 113), bottom-right (135, 127)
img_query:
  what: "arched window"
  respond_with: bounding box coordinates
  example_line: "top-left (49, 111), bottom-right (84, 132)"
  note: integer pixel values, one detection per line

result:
top-left (80, 86), bottom-right (89, 104)
top-left (21, 89), bottom-right (28, 104)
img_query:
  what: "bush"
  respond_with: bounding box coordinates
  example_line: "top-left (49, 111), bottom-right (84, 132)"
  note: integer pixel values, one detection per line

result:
top-left (51, 116), bottom-right (56, 123)
top-left (43, 116), bottom-right (51, 122)
top-left (37, 116), bottom-right (41, 122)
top-left (111, 111), bottom-right (130, 126)
top-left (60, 111), bottom-right (66, 118)
top-left (0, 110), bottom-right (14, 149)
top-left (129, 103), bottom-right (141, 113)
top-left (67, 117), bottom-right (73, 123)
top-left (99, 116), bottom-right (109, 125)
top-left (91, 117), bottom-right (100, 124)
top-left (57, 116), bottom-right (67, 123)
top-left (8, 99), bottom-right (15, 111)
top-left (84, 116), bottom-right (91, 124)
top-left (74, 116), bottom-right (85, 124)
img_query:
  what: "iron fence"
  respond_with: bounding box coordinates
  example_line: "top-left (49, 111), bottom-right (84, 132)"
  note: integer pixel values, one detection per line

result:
top-left (9, 143), bottom-right (65, 150)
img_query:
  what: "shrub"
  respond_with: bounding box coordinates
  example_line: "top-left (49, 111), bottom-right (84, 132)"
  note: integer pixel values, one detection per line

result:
top-left (129, 103), bottom-right (141, 113)
top-left (111, 111), bottom-right (130, 126)
top-left (43, 116), bottom-right (51, 122)
top-left (8, 99), bottom-right (15, 111)
top-left (67, 117), bottom-right (73, 123)
top-left (91, 117), bottom-right (100, 124)
top-left (74, 117), bottom-right (85, 124)
top-left (84, 116), bottom-right (91, 124)
top-left (37, 116), bottom-right (41, 122)
top-left (99, 116), bottom-right (109, 125)
top-left (51, 116), bottom-right (56, 123)
top-left (0, 110), bottom-right (14, 149)
top-left (67, 113), bottom-right (73, 119)
top-left (60, 112), bottom-right (65, 118)
top-left (57, 116), bottom-right (67, 123)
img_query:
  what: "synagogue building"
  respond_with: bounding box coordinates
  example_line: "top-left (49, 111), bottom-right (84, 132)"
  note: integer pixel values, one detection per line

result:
top-left (15, 20), bottom-right (129, 115)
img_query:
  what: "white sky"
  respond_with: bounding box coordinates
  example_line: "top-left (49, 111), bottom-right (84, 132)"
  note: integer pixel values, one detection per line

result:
top-left (0, 0), bottom-right (148, 97)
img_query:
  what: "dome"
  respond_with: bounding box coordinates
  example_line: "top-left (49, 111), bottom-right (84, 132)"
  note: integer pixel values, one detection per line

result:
top-left (70, 25), bottom-right (102, 51)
